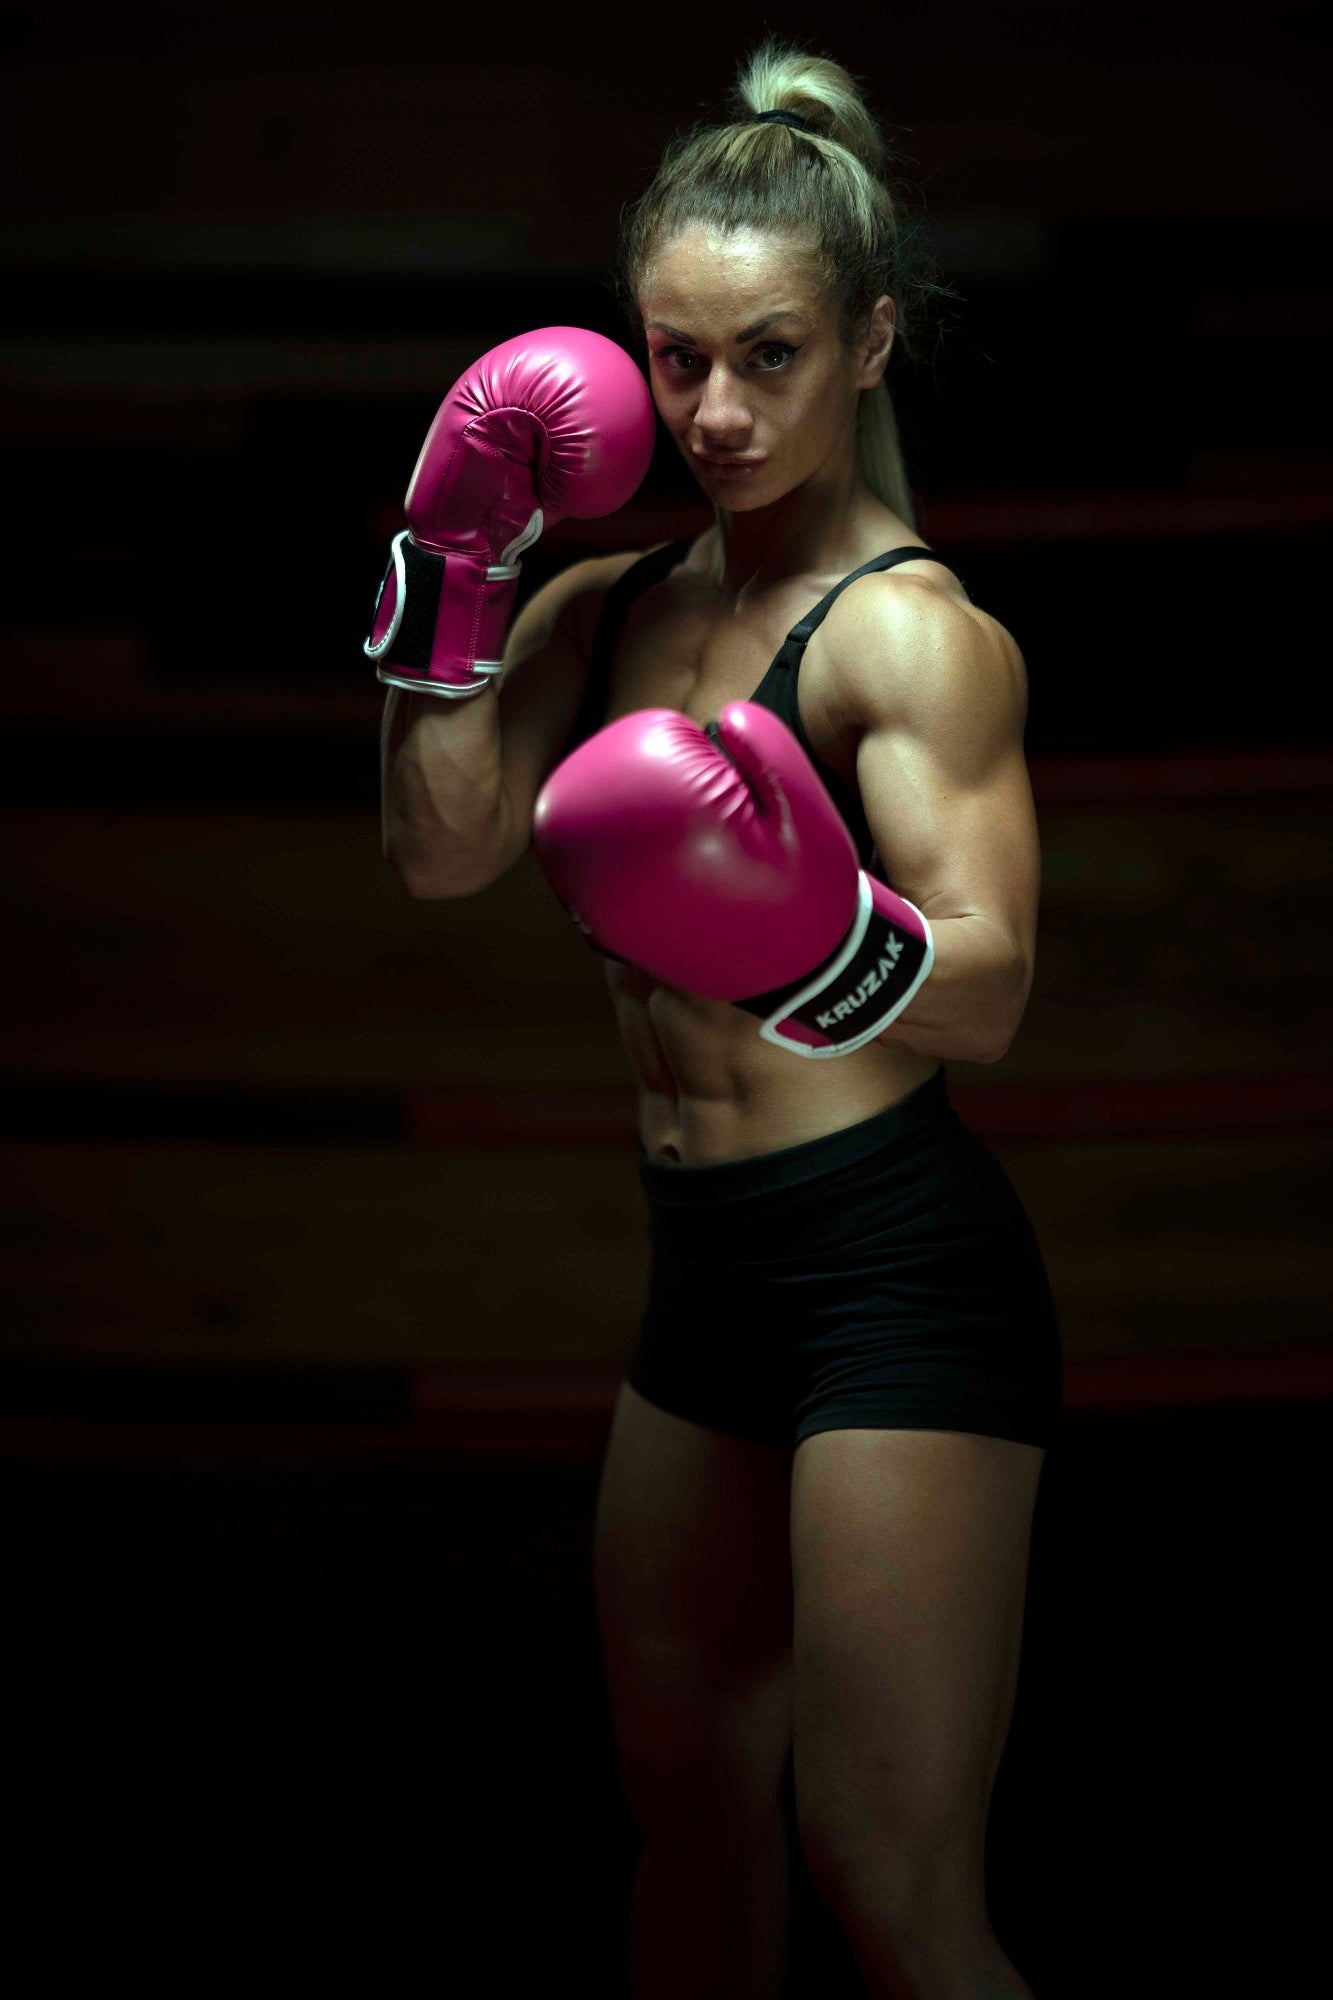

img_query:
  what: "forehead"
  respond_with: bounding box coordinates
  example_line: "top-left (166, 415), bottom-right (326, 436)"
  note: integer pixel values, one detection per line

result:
top-left (639, 224), bottom-right (827, 328)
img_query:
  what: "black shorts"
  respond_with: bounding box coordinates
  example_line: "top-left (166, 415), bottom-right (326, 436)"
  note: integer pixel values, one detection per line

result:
top-left (629, 1070), bottom-right (1063, 1452)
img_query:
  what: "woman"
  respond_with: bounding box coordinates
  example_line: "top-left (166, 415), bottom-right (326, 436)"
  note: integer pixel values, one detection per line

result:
top-left (382, 39), bottom-right (1060, 2000)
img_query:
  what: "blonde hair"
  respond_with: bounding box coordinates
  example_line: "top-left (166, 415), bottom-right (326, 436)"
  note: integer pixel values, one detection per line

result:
top-left (616, 40), bottom-right (955, 530)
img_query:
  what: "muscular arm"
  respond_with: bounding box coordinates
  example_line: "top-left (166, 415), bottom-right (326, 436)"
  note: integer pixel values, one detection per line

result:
top-left (380, 552), bottom-right (633, 899)
top-left (834, 582), bottom-right (1041, 1065)
top-left (380, 683), bottom-right (509, 898)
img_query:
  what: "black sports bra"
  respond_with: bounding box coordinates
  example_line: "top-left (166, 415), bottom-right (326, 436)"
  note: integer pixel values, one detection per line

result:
top-left (561, 537), bottom-right (968, 876)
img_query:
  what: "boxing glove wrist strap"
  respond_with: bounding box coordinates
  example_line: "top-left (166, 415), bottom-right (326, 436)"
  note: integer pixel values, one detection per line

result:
top-left (735, 873), bottom-right (934, 1059)
top-left (365, 509), bottom-right (544, 699)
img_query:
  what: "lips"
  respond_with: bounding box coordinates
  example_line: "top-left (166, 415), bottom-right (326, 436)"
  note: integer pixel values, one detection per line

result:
top-left (693, 455), bottom-right (765, 471)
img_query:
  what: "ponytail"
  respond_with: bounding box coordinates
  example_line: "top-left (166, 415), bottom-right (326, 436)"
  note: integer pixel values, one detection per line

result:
top-left (857, 378), bottom-right (916, 530)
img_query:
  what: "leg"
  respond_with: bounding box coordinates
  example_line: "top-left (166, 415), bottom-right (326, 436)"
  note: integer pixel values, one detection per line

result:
top-left (791, 1427), bottom-right (1045, 1999)
top-left (595, 1383), bottom-right (796, 2000)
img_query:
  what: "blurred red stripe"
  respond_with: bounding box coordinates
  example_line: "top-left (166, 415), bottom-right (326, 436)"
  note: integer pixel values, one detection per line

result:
top-left (403, 1074), bottom-right (1333, 1148)
top-left (1059, 1349), bottom-right (1333, 1412)
top-left (405, 1086), bottom-right (635, 1146)
top-left (1029, 748), bottom-right (1333, 804)
top-left (566, 488), bottom-right (1333, 554)
top-left (0, 1349), bottom-right (1326, 1467)
top-left (407, 1350), bottom-right (1333, 1427)
top-left (918, 486), bottom-right (1333, 545)
top-left (955, 1073), bottom-right (1333, 1141)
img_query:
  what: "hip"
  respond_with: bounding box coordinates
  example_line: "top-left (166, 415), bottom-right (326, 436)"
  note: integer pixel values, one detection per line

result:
top-left (637, 1068), bottom-right (1047, 1281)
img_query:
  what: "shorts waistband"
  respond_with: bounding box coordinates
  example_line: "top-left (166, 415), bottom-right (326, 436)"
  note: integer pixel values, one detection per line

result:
top-left (637, 1069), bottom-right (956, 1207)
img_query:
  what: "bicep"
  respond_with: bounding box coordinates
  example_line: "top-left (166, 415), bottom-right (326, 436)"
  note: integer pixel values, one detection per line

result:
top-left (852, 607), bottom-right (1041, 956)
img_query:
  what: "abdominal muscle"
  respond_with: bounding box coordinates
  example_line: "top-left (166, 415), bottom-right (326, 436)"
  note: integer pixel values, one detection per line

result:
top-left (587, 527), bottom-right (954, 1166)
top-left (607, 955), bottom-right (939, 1166)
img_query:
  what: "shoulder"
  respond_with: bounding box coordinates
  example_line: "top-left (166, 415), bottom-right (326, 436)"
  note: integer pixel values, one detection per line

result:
top-left (822, 565), bottom-right (1027, 743)
top-left (539, 545), bottom-right (652, 623)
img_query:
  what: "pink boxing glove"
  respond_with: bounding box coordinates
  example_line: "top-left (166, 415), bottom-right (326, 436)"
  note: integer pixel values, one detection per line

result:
top-left (365, 327), bottom-right (655, 699)
top-left (532, 701), bottom-right (934, 1058)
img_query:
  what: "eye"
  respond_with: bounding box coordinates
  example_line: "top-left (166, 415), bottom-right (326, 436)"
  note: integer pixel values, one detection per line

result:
top-left (752, 341), bottom-right (798, 370)
top-left (654, 345), bottom-right (702, 373)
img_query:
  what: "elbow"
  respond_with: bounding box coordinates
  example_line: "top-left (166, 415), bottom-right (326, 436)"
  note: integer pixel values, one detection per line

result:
top-left (381, 807), bottom-right (521, 901)
top-left (383, 848), bottom-right (477, 901)
top-left (968, 1013), bottom-right (1021, 1064)
top-left (381, 814), bottom-right (494, 900)
top-left (393, 845), bottom-right (516, 900)
top-left (399, 868), bottom-right (490, 902)
top-left (970, 954), bottom-right (1030, 1064)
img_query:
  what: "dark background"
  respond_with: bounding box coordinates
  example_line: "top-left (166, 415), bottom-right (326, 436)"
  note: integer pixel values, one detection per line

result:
top-left (1, 3), bottom-right (1329, 1990)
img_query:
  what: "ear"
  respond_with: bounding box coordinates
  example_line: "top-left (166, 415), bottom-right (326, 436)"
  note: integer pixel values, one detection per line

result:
top-left (855, 294), bottom-right (896, 390)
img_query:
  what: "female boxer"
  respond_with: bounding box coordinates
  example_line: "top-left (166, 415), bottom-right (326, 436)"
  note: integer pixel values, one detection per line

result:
top-left (378, 38), bottom-right (1059, 2000)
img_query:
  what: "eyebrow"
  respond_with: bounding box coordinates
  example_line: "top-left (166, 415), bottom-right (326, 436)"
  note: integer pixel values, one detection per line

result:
top-left (646, 313), bottom-right (808, 344)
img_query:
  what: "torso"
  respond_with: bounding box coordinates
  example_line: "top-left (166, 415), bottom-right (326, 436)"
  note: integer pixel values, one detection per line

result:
top-left (576, 520), bottom-right (972, 1167)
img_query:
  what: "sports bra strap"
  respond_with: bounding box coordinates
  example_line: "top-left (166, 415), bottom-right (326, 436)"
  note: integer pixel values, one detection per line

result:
top-left (786, 545), bottom-right (951, 647)
top-left (592, 538), bottom-right (696, 669)
top-left (568, 538), bottom-right (962, 766)
top-left (564, 538), bottom-right (696, 761)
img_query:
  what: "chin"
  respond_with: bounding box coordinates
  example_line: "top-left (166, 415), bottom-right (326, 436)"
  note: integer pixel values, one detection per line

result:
top-left (710, 485), bottom-right (777, 512)
top-left (693, 469), bottom-right (789, 511)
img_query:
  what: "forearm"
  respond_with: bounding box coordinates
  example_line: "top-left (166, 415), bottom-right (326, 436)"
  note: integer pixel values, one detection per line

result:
top-left (875, 911), bottom-right (1029, 1066)
top-left (380, 685), bottom-right (513, 898)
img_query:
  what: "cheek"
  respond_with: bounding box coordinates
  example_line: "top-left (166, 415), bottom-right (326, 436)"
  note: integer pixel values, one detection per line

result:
top-left (780, 374), bottom-right (846, 454)
top-left (653, 376), bottom-right (696, 425)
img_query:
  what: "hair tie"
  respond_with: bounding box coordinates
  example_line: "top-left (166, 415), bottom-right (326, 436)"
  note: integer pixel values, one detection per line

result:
top-left (752, 109), bottom-right (814, 134)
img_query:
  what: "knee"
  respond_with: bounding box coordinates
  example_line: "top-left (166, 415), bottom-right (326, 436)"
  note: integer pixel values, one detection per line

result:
top-left (798, 1841), bottom-right (998, 2000)
top-left (797, 1818), bottom-right (990, 1970)
top-left (794, 1785), bottom-right (984, 1935)
top-left (621, 1736), bottom-right (788, 1859)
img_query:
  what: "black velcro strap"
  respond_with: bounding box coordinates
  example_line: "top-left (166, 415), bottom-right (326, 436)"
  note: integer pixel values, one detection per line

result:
top-left (735, 911), bottom-right (929, 1048)
top-left (382, 537), bottom-right (445, 673)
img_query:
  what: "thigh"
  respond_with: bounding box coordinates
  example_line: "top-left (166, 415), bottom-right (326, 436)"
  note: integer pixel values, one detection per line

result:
top-left (790, 1426), bottom-right (1044, 1881)
top-left (791, 1145), bottom-right (1063, 1455)
top-left (595, 1382), bottom-right (796, 1846)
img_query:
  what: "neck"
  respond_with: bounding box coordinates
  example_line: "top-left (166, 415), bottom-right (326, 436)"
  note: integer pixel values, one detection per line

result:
top-left (705, 442), bottom-right (900, 599)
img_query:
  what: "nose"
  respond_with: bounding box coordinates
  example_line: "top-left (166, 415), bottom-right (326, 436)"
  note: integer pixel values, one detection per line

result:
top-left (691, 364), bottom-right (754, 448)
